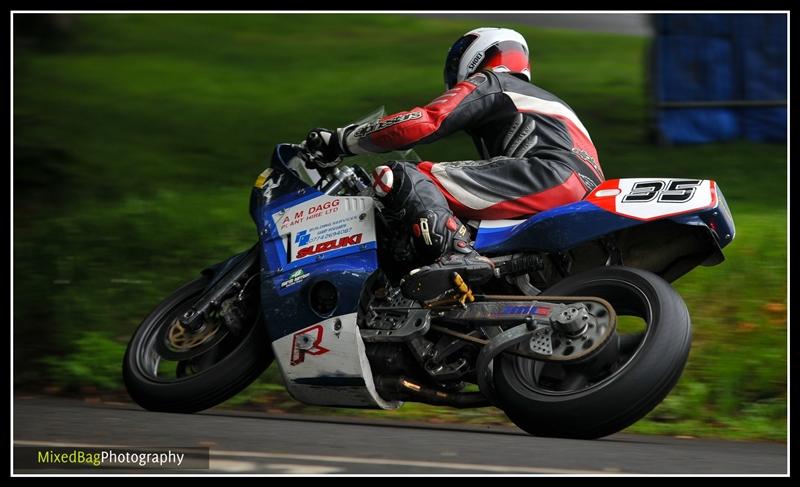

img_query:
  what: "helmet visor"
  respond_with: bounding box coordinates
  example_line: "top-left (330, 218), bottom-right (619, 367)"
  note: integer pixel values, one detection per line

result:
top-left (444, 34), bottom-right (478, 89)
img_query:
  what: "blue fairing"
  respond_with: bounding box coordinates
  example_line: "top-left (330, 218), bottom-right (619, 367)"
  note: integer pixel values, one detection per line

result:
top-left (474, 201), bottom-right (628, 253)
top-left (474, 199), bottom-right (734, 255)
top-left (251, 145), bottom-right (378, 339)
top-left (260, 252), bottom-right (375, 340)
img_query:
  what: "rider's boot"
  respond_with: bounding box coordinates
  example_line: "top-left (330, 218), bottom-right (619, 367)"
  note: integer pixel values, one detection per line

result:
top-left (399, 209), bottom-right (495, 302)
top-left (373, 162), bottom-right (495, 303)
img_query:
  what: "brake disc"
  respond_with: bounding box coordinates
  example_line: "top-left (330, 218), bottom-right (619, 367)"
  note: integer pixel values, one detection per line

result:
top-left (155, 314), bottom-right (228, 361)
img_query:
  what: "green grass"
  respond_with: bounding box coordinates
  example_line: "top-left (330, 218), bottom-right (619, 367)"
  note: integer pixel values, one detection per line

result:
top-left (14, 14), bottom-right (786, 441)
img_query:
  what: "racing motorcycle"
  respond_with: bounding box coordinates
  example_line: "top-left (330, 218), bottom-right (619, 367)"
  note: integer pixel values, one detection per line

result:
top-left (123, 109), bottom-right (735, 439)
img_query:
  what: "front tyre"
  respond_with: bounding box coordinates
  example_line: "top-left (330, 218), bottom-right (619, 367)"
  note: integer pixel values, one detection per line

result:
top-left (123, 276), bottom-right (273, 413)
top-left (494, 266), bottom-right (691, 439)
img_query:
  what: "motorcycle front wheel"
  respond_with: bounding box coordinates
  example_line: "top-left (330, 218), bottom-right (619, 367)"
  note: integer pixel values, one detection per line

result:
top-left (123, 276), bottom-right (273, 413)
top-left (494, 266), bottom-right (692, 439)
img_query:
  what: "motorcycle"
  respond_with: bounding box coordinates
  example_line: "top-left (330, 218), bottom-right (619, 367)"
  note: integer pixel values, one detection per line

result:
top-left (123, 109), bottom-right (735, 439)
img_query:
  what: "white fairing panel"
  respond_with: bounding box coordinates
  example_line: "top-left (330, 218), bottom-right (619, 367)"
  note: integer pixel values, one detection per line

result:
top-left (271, 313), bottom-right (401, 409)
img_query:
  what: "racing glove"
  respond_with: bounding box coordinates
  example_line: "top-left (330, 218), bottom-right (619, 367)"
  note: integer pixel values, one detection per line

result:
top-left (305, 125), bottom-right (356, 169)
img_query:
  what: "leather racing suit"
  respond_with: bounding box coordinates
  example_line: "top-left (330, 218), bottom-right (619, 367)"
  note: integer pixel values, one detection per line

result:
top-left (338, 70), bottom-right (605, 300)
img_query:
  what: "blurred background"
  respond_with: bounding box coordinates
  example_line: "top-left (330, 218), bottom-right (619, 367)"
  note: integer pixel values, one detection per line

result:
top-left (12, 12), bottom-right (787, 440)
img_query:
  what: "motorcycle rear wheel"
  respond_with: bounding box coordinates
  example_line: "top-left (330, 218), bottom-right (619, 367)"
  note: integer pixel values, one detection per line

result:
top-left (123, 276), bottom-right (273, 413)
top-left (494, 266), bottom-right (691, 439)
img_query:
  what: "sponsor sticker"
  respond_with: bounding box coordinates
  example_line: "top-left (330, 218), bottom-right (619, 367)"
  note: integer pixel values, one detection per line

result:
top-left (294, 214), bottom-right (359, 244)
top-left (279, 198), bottom-right (341, 230)
top-left (296, 233), bottom-right (363, 260)
top-left (500, 305), bottom-right (551, 316)
top-left (290, 324), bottom-right (330, 366)
top-left (279, 269), bottom-right (311, 289)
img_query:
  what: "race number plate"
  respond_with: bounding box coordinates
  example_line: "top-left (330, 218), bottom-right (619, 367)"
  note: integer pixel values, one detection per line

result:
top-left (586, 178), bottom-right (717, 221)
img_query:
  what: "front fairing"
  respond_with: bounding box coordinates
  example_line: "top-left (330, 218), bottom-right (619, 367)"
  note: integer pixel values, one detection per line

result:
top-left (245, 109), bottom-right (413, 410)
top-left (248, 144), bottom-right (312, 224)
top-left (249, 140), bottom-right (379, 328)
top-left (248, 107), bottom-right (419, 332)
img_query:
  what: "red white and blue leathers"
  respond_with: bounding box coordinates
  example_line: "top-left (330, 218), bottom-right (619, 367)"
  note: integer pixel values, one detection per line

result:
top-left (342, 70), bottom-right (604, 222)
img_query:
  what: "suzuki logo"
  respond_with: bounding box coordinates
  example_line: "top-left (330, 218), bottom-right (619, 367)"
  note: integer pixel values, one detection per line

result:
top-left (295, 233), bottom-right (363, 260)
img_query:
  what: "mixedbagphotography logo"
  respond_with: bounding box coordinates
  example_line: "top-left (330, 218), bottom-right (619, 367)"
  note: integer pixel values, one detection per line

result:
top-left (14, 445), bottom-right (210, 471)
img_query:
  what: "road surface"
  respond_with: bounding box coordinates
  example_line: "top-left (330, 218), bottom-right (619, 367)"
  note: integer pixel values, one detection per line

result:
top-left (13, 396), bottom-right (786, 474)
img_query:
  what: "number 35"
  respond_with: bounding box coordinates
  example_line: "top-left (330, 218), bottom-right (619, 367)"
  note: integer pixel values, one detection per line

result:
top-left (622, 179), bottom-right (701, 203)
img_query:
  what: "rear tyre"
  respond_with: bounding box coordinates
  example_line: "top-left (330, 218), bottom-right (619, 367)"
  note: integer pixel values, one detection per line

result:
top-left (494, 266), bottom-right (691, 439)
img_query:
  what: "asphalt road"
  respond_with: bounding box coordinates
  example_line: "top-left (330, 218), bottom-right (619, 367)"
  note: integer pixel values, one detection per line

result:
top-left (13, 396), bottom-right (786, 475)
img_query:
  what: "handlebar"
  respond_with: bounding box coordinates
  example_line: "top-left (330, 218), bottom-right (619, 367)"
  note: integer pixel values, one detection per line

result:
top-left (291, 142), bottom-right (369, 196)
top-left (319, 165), bottom-right (370, 195)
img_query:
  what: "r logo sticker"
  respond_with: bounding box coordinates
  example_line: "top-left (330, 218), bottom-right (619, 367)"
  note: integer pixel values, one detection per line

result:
top-left (290, 324), bottom-right (330, 366)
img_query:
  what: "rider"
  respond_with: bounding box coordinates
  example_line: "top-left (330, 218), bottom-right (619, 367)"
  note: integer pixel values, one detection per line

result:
top-left (306, 27), bottom-right (605, 302)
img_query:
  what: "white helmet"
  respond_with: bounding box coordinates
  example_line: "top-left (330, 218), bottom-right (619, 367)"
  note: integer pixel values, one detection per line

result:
top-left (444, 27), bottom-right (531, 89)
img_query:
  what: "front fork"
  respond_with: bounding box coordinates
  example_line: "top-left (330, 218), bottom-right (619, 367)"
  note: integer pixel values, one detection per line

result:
top-left (179, 243), bottom-right (261, 333)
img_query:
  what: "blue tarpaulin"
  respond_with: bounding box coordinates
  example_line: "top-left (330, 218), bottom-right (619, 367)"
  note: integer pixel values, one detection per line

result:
top-left (652, 14), bottom-right (787, 144)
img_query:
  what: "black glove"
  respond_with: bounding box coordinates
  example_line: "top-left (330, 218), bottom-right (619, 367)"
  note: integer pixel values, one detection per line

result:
top-left (305, 126), bottom-right (355, 169)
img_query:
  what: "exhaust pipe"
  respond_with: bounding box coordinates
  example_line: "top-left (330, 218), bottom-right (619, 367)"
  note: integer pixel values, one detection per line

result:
top-left (375, 375), bottom-right (491, 409)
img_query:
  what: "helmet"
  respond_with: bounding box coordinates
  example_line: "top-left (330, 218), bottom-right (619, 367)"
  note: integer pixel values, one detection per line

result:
top-left (444, 27), bottom-right (531, 89)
